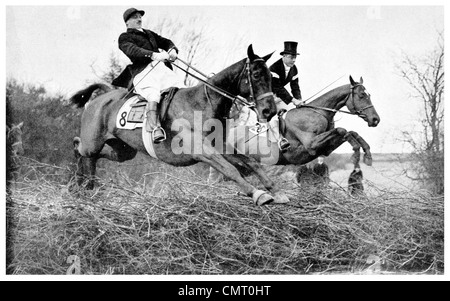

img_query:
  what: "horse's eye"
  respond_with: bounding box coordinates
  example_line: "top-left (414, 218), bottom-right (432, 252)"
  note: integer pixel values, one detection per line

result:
top-left (253, 72), bottom-right (261, 79)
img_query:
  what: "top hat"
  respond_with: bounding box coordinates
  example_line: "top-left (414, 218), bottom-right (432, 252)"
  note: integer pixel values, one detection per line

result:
top-left (280, 41), bottom-right (299, 56)
top-left (123, 8), bottom-right (145, 23)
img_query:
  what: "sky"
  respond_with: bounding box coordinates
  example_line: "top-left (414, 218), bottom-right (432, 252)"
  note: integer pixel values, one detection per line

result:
top-left (3, 1), bottom-right (446, 154)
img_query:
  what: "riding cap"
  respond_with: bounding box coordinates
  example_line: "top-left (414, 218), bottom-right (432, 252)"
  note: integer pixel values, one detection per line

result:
top-left (123, 8), bottom-right (145, 23)
top-left (280, 41), bottom-right (300, 56)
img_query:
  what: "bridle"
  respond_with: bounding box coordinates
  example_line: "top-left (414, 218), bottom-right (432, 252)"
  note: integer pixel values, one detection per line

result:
top-left (345, 84), bottom-right (374, 116)
top-left (235, 58), bottom-right (274, 105)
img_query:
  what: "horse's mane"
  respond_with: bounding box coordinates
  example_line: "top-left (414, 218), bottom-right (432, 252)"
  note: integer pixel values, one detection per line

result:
top-left (309, 84), bottom-right (351, 105)
top-left (208, 58), bottom-right (246, 88)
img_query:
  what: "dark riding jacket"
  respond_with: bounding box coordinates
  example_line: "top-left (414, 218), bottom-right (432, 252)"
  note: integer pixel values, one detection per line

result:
top-left (269, 58), bottom-right (301, 104)
top-left (112, 28), bottom-right (178, 89)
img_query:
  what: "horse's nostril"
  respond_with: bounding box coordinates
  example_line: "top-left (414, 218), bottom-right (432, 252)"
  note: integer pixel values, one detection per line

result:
top-left (374, 117), bottom-right (380, 126)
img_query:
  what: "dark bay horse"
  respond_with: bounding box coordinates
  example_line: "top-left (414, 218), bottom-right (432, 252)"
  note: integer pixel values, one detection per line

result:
top-left (70, 45), bottom-right (291, 205)
top-left (225, 76), bottom-right (380, 169)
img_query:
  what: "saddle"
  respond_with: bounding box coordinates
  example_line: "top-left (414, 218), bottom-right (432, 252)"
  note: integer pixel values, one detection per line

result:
top-left (117, 87), bottom-right (179, 129)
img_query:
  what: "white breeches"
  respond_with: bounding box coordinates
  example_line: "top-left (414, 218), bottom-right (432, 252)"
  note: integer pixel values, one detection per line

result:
top-left (237, 105), bottom-right (259, 126)
top-left (133, 61), bottom-right (185, 103)
top-left (275, 96), bottom-right (296, 112)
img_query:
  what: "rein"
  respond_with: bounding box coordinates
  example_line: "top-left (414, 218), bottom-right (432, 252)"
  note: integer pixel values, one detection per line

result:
top-left (299, 84), bottom-right (373, 118)
top-left (172, 57), bottom-right (274, 120)
top-left (171, 60), bottom-right (251, 107)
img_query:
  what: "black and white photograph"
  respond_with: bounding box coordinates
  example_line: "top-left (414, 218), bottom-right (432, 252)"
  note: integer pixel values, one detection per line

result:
top-left (3, 1), bottom-right (446, 282)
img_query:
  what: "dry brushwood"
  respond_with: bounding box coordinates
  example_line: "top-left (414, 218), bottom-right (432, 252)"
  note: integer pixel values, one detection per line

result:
top-left (7, 159), bottom-right (444, 275)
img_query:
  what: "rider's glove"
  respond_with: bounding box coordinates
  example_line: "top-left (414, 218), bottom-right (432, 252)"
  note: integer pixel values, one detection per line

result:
top-left (168, 48), bottom-right (178, 62)
top-left (151, 51), bottom-right (170, 62)
top-left (293, 98), bottom-right (305, 107)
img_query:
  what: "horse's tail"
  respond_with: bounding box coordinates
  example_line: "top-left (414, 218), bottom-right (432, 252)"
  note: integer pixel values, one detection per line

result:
top-left (70, 83), bottom-right (112, 108)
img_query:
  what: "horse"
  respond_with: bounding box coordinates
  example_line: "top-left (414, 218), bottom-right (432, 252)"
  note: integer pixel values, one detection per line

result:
top-left (220, 76), bottom-right (380, 173)
top-left (70, 45), bottom-right (291, 205)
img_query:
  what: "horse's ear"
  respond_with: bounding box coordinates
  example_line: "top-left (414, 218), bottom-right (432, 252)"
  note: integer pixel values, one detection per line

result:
top-left (360, 77), bottom-right (364, 84)
top-left (349, 75), bottom-right (356, 86)
top-left (247, 44), bottom-right (257, 62)
top-left (262, 51), bottom-right (274, 62)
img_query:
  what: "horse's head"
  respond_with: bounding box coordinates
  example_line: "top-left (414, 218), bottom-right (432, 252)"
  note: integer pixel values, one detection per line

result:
top-left (237, 45), bottom-right (277, 121)
top-left (7, 122), bottom-right (24, 156)
top-left (347, 76), bottom-right (380, 127)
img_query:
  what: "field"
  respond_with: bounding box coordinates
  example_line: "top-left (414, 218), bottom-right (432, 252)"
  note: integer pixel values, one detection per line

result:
top-left (6, 153), bottom-right (444, 275)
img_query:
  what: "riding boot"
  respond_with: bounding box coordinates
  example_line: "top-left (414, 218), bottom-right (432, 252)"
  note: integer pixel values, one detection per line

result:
top-left (145, 101), bottom-right (166, 144)
top-left (277, 109), bottom-right (290, 152)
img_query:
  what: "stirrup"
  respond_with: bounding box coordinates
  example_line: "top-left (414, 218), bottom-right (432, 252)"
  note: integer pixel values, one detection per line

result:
top-left (152, 126), bottom-right (166, 144)
top-left (278, 138), bottom-right (290, 152)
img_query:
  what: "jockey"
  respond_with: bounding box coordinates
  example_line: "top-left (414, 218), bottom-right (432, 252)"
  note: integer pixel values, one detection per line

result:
top-left (112, 8), bottom-right (184, 143)
top-left (266, 41), bottom-right (306, 151)
top-left (270, 41), bottom-right (306, 111)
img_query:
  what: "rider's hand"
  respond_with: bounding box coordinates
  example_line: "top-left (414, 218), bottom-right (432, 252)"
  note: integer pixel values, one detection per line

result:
top-left (151, 51), bottom-right (170, 62)
top-left (293, 98), bottom-right (305, 106)
top-left (168, 48), bottom-right (178, 62)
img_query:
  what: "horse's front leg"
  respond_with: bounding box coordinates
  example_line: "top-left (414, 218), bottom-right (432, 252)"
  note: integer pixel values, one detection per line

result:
top-left (194, 149), bottom-right (274, 206)
top-left (309, 127), bottom-right (348, 155)
top-left (343, 131), bottom-right (362, 167)
top-left (288, 127), bottom-right (347, 157)
top-left (347, 131), bottom-right (372, 166)
top-left (223, 154), bottom-right (290, 204)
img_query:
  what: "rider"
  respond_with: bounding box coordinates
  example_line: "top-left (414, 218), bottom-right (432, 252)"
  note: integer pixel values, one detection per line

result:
top-left (112, 7), bottom-right (183, 143)
top-left (270, 41), bottom-right (306, 111)
top-left (267, 41), bottom-right (306, 151)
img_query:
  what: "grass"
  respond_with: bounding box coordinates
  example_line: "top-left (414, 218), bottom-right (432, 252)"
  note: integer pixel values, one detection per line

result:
top-left (6, 157), bottom-right (444, 275)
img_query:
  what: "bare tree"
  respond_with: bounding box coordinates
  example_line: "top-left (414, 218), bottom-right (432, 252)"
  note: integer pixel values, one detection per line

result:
top-left (147, 15), bottom-right (212, 87)
top-left (396, 31), bottom-right (444, 194)
top-left (89, 51), bottom-right (123, 87)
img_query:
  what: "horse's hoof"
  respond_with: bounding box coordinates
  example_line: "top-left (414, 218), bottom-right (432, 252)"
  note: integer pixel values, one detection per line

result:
top-left (252, 190), bottom-right (274, 206)
top-left (273, 192), bottom-right (290, 204)
top-left (364, 154), bottom-right (372, 166)
top-left (73, 137), bottom-right (81, 148)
